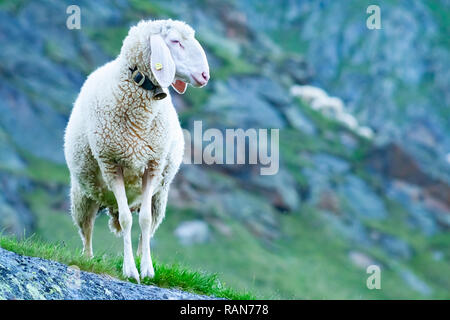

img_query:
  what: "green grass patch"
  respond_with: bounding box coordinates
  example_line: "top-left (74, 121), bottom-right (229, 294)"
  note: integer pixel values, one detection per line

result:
top-left (23, 154), bottom-right (69, 185)
top-left (86, 26), bottom-right (129, 57)
top-left (0, 234), bottom-right (254, 300)
top-left (128, 0), bottom-right (175, 18)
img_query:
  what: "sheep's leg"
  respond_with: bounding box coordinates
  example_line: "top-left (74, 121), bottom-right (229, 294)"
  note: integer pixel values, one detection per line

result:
top-left (110, 167), bottom-right (140, 282)
top-left (150, 186), bottom-right (169, 236)
top-left (70, 180), bottom-right (98, 258)
top-left (138, 169), bottom-right (156, 279)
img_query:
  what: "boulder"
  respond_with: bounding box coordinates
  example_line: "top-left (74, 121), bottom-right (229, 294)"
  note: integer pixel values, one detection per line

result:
top-left (174, 220), bottom-right (211, 246)
top-left (0, 248), bottom-right (215, 300)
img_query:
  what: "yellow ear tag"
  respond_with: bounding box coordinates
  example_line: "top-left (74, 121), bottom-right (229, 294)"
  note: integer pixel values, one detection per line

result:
top-left (155, 63), bottom-right (163, 70)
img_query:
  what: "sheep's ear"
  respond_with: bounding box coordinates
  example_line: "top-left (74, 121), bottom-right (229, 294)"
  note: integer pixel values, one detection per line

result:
top-left (150, 35), bottom-right (176, 88)
top-left (171, 80), bottom-right (187, 94)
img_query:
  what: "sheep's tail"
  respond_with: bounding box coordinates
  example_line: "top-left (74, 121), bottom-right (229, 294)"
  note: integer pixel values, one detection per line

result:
top-left (107, 207), bottom-right (122, 236)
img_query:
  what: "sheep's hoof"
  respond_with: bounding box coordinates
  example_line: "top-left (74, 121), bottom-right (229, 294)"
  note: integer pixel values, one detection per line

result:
top-left (123, 261), bottom-right (140, 283)
top-left (140, 262), bottom-right (155, 280)
top-left (82, 248), bottom-right (93, 259)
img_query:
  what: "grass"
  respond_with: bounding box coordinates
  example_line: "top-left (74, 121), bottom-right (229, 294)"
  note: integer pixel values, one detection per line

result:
top-left (0, 234), bottom-right (254, 300)
top-left (86, 26), bottom-right (129, 57)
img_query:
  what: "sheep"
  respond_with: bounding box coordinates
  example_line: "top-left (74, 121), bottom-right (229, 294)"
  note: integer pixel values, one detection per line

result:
top-left (64, 19), bottom-right (210, 282)
top-left (290, 85), bottom-right (327, 104)
top-left (290, 84), bottom-right (374, 140)
top-left (311, 96), bottom-right (344, 115)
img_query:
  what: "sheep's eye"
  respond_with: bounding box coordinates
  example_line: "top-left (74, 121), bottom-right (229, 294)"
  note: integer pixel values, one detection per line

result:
top-left (171, 40), bottom-right (184, 49)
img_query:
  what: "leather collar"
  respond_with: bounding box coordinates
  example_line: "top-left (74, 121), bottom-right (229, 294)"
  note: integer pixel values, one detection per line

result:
top-left (129, 66), bottom-right (157, 91)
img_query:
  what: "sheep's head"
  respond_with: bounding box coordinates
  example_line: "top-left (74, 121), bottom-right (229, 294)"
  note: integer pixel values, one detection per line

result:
top-left (129, 19), bottom-right (210, 94)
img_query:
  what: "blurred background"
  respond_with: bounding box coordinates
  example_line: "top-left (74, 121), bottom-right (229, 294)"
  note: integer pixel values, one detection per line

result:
top-left (0, 0), bottom-right (449, 299)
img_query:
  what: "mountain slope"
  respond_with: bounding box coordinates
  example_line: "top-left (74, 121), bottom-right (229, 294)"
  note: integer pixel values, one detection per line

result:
top-left (0, 0), bottom-right (449, 299)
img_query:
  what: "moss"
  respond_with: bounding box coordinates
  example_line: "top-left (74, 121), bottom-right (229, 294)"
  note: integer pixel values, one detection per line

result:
top-left (86, 27), bottom-right (129, 57)
top-left (128, 0), bottom-right (175, 18)
top-left (0, 0), bottom-right (28, 13)
top-left (269, 29), bottom-right (309, 55)
top-left (22, 153), bottom-right (69, 185)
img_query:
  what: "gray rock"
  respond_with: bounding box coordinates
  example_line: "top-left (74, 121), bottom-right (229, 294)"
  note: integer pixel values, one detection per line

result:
top-left (174, 220), bottom-right (211, 246)
top-left (204, 77), bottom-right (286, 129)
top-left (0, 172), bottom-right (34, 238)
top-left (283, 106), bottom-right (317, 135)
top-left (339, 132), bottom-right (359, 150)
top-left (220, 191), bottom-right (280, 240)
top-left (339, 175), bottom-right (387, 220)
top-left (321, 212), bottom-right (371, 246)
top-left (0, 248), bottom-right (216, 300)
top-left (386, 180), bottom-right (441, 235)
top-left (312, 153), bottom-right (350, 175)
top-left (348, 251), bottom-right (377, 269)
top-left (0, 131), bottom-right (25, 171)
top-left (249, 168), bottom-right (301, 211)
top-left (399, 269), bottom-right (432, 296)
top-left (0, 81), bottom-right (67, 164)
top-left (377, 234), bottom-right (413, 260)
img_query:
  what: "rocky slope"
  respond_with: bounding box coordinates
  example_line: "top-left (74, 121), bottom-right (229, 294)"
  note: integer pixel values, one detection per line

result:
top-left (0, 0), bottom-right (449, 298)
top-left (0, 248), bottom-right (213, 300)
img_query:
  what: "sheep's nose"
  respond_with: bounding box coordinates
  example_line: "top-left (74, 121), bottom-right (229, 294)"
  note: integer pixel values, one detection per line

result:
top-left (201, 71), bottom-right (210, 82)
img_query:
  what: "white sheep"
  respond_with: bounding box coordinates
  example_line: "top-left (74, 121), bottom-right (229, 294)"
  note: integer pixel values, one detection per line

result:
top-left (290, 85), bottom-right (327, 104)
top-left (311, 96), bottom-right (344, 115)
top-left (64, 19), bottom-right (210, 282)
top-left (291, 84), bottom-right (374, 140)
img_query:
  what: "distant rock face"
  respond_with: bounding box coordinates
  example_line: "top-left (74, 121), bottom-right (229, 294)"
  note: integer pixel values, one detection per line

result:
top-left (367, 143), bottom-right (450, 211)
top-left (0, 0), bottom-right (448, 298)
top-left (0, 248), bottom-right (215, 300)
top-left (0, 173), bottom-right (34, 237)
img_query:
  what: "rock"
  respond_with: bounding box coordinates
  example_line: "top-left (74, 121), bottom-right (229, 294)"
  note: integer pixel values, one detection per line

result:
top-left (367, 143), bottom-right (430, 186)
top-left (377, 234), bottom-right (413, 260)
top-left (398, 269), bottom-right (432, 296)
top-left (406, 122), bottom-right (437, 149)
top-left (386, 180), bottom-right (439, 235)
top-left (203, 77), bottom-right (286, 129)
top-left (303, 153), bottom-right (351, 207)
top-left (317, 190), bottom-right (340, 213)
top-left (339, 175), bottom-right (387, 220)
top-left (249, 168), bottom-right (301, 212)
top-left (0, 81), bottom-right (67, 164)
top-left (0, 131), bottom-right (25, 171)
top-left (174, 220), bottom-right (211, 246)
top-left (320, 212), bottom-right (372, 246)
top-left (0, 172), bottom-right (34, 238)
top-left (281, 56), bottom-right (313, 84)
top-left (339, 132), bottom-right (359, 150)
top-left (312, 153), bottom-right (350, 174)
top-left (0, 248), bottom-right (216, 300)
top-left (434, 210), bottom-right (450, 229)
top-left (407, 206), bottom-right (439, 236)
top-left (432, 251), bottom-right (444, 262)
top-left (348, 251), bottom-right (377, 269)
top-left (220, 191), bottom-right (280, 240)
top-left (283, 106), bottom-right (317, 135)
top-left (367, 143), bottom-right (450, 210)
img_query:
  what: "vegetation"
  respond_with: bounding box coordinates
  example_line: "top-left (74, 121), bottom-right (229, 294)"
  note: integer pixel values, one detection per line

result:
top-left (0, 234), bottom-right (254, 300)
